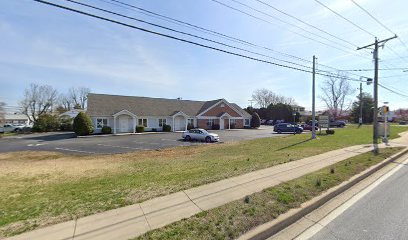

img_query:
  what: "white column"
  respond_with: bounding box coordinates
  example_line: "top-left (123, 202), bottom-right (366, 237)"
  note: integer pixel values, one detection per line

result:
top-left (133, 117), bottom-right (136, 133)
top-left (113, 116), bottom-right (116, 134)
top-left (185, 117), bottom-right (188, 131)
top-left (172, 116), bottom-right (175, 132)
top-left (229, 119), bottom-right (231, 129)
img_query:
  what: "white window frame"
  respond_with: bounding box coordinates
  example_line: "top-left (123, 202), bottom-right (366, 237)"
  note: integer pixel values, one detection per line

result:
top-left (138, 118), bottom-right (148, 127)
top-left (230, 119), bottom-right (237, 125)
top-left (159, 118), bottom-right (167, 127)
top-left (245, 119), bottom-right (250, 126)
top-left (187, 118), bottom-right (194, 126)
top-left (96, 118), bottom-right (108, 129)
top-left (207, 119), bottom-right (214, 127)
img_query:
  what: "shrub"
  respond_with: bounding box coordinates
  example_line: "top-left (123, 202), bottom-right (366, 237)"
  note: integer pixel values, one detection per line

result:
top-left (73, 112), bottom-right (93, 136)
top-left (32, 114), bottom-right (60, 132)
top-left (59, 117), bottom-right (73, 131)
top-left (212, 124), bottom-right (220, 130)
top-left (187, 123), bottom-right (194, 130)
top-left (101, 126), bottom-right (112, 134)
top-left (151, 128), bottom-right (157, 132)
top-left (162, 124), bottom-right (171, 132)
top-left (136, 125), bottom-right (145, 133)
top-left (250, 112), bottom-right (261, 128)
top-left (326, 129), bottom-right (335, 135)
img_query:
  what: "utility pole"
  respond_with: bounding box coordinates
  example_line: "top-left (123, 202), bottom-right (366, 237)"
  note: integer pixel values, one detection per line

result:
top-left (312, 55), bottom-right (316, 139)
top-left (248, 99), bottom-right (255, 108)
top-left (357, 35), bottom-right (397, 154)
top-left (359, 82), bottom-right (363, 127)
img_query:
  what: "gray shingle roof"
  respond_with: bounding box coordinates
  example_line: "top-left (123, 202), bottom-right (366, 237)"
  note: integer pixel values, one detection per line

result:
top-left (87, 94), bottom-right (250, 118)
top-left (87, 93), bottom-right (211, 117)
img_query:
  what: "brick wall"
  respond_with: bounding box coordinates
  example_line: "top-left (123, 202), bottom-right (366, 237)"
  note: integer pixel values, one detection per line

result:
top-left (202, 102), bottom-right (241, 117)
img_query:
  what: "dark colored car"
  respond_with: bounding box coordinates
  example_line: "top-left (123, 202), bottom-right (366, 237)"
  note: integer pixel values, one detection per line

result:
top-left (329, 120), bottom-right (346, 128)
top-left (300, 124), bottom-right (319, 131)
top-left (273, 123), bottom-right (303, 134)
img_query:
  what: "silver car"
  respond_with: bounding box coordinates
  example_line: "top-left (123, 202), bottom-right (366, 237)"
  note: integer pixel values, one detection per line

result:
top-left (182, 128), bottom-right (220, 143)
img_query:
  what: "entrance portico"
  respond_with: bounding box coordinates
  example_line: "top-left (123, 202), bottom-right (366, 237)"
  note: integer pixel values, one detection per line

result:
top-left (113, 110), bottom-right (137, 134)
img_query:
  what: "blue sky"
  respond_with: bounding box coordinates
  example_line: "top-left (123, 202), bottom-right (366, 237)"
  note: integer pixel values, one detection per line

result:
top-left (1, 0), bottom-right (408, 113)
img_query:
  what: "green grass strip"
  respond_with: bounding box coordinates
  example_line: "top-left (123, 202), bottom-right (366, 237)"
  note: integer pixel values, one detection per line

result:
top-left (136, 147), bottom-right (402, 240)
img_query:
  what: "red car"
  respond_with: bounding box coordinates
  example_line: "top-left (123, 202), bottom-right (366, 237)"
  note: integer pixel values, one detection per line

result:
top-left (300, 124), bottom-right (319, 131)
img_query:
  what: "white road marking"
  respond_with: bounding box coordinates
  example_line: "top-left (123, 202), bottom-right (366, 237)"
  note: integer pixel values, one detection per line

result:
top-left (55, 147), bottom-right (96, 154)
top-left (161, 139), bottom-right (178, 142)
top-left (27, 143), bottom-right (45, 147)
top-left (296, 155), bottom-right (408, 240)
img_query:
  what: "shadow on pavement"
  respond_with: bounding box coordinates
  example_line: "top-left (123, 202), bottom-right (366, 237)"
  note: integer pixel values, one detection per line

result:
top-left (24, 132), bottom-right (76, 141)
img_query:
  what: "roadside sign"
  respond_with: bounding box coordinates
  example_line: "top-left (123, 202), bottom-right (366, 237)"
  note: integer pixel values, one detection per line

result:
top-left (319, 115), bottom-right (329, 129)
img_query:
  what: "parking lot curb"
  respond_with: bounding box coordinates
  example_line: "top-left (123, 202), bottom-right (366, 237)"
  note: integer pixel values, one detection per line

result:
top-left (77, 132), bottom-right (169, 138)
top-left (239, 147), bottom-right (408, 240)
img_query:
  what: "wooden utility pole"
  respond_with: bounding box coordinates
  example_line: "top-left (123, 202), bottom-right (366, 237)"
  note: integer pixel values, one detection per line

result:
top-left (357, 35), bottom-right (397, 153)
top-left (312, 55), bottom-right (316, 139)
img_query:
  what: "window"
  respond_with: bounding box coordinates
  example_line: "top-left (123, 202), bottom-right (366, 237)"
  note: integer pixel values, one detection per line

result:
top-left (245, 119), bottom-right (250, 126)
top-left (188, 118), bottom-right (194, 126)
top-left (96, 118), bottom-right (108, 129)
top-left (138, 118), bottom-right (148, 127)
top-left (207, 119), bottom-right (214, 127)
top-left (159, 118), bottom-right (166, 127)
top-left (220, 104), bottom-right (225, 108)
top-left (230, 119), bottom-right (236, 125)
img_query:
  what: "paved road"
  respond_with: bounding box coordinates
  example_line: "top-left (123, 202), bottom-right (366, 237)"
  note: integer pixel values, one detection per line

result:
top-left (0, 126), bottom-right (300, 155)
top-left (310, 158), bottom-right (408, 240)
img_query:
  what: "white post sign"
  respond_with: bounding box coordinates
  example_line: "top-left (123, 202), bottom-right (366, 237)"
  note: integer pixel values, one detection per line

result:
top-left (319, 115), bottom-right (329, 130)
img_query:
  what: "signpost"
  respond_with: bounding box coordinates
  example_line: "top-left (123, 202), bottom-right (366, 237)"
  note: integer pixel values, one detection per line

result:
top-left (319, 115), bottom-right (329, 134)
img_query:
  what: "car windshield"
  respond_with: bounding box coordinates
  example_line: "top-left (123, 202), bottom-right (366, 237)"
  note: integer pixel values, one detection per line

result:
top-left (201, 129), bottom-right (208, 134)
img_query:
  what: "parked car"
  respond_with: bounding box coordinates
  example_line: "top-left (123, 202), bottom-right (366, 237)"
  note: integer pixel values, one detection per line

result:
top-left (300, 124), bottom-right (319, 131)
top-left (265, 120), bottom-right (274, 125)
top-left (182, 128), bottom-right (220, 143)
top-left (273, 123), bottom-right (303, 134)
top-left (329, 120), bottom-right (346, 128)
top-left (2, 124), bottom-right (24, 133)
top-left (260, 119), bottom-right (267, 125)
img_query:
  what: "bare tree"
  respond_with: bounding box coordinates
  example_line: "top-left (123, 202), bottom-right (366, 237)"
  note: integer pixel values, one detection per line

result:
top-left (69, 87), bottom-right (90, 109)
top-left (320, 73), bottom-right (355, 119)
top-left (20, 83), bottom-right (58, 122)
top-left (58, 93), bottom-right (72, 111)
top-left (252, 88), bottom-right (296, 108)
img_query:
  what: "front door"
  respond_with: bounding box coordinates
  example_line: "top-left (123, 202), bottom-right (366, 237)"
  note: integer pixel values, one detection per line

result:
top-left (220, 118), bottom-right (224, 130)
top-left (119, 117), bottom-right (129, 132)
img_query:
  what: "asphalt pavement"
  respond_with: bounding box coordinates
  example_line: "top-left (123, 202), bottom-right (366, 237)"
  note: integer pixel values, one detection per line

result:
top-left (0, 126), bottom-right (292, 155)
top-left (310, 156), bottom-right (408, 240)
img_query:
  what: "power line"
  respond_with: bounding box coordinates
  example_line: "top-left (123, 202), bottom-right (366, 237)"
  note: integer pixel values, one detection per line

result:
top-left (33, 0), bottom-right (367, 84)
top-left (210, 0), bottom-right (371, 59)
top-left (378, 83), bottom-right (408, 99)
top-left (100, 0), bottom-right (371, 78)
top-left (313, 0), bottom-right (375, 38)
top-left (340, 67), bottom-right (408, 72)
top-left (252, 0), bottom-right (359, 48)
top-left (225, 0), bottom-right (355, 51)
top-left (63, 0), bottom-right (313, 70)
top-left (350, 0), bottom-right (408, 56)
top-left (100, 0), bottom-right (313, 64)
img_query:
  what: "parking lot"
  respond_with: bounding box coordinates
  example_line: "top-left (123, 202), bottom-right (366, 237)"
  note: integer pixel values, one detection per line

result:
top-left (0, 126), bottom-right (301, 155)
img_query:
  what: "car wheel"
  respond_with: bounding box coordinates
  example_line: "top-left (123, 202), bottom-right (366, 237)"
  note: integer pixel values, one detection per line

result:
top-left (277, 130), bottom-right (282, 134)
top-left (296, 129), bottom-right (301, 134)
top-left (205, 136), bottom-right (211, 143)
top-left (339, 124), bottom-right (345, 128)
top-left (185, 135), bottom-right (191, 141)
top-left (14, 128), bottom-right (21, 132)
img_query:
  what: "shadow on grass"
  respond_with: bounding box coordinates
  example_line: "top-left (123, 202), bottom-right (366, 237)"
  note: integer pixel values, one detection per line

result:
top-left (275, 138), bottom-right (312, 151)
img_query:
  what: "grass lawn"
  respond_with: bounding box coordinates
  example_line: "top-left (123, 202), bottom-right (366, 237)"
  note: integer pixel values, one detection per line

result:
top-left (136, 147), bottom-right (402, 240)
top-left (0, 125), bottom-right (407, 237)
